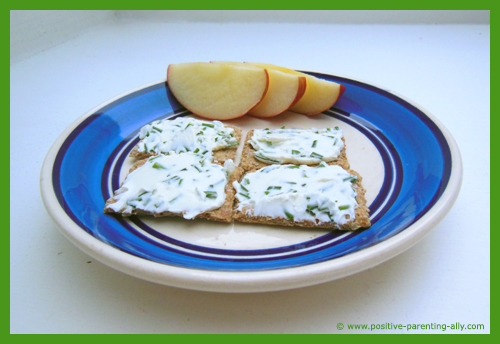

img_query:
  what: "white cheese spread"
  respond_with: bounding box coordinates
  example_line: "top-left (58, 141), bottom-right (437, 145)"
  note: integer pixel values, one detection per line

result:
top-left (137, 117), bottom-right (238, 156)
top-left (249, 127), bottom-right (344, 164)
top-left (233, 163), bottom-right (359, 226)
top-left (107, 152), bottom-right (234, 219)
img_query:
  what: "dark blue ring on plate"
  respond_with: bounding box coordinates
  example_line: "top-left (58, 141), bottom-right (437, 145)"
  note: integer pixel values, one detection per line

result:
top-left (52, 73), bottom-right (452, 271)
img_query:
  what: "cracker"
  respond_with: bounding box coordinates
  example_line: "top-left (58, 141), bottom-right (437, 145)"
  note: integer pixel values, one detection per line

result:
top-left (104, 159), bottom-right (244, 223)
top-left (129, 124), bottom-right (242, 165)
top-left (239, 129), bottom-right (350, 171)
top-left (232, 168), bottom-right (370, 230)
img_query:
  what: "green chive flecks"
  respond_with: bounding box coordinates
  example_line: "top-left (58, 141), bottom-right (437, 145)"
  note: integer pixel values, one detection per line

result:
top-left (343, 176), bottom-right (358, 183)
top-left (281, 126), bottom-right (286, 129)
top-left (335, 126), bottom-right (339, 130)
top-left (254, 153), bottom-right (280, 164)
top-left (240, 185), bottom-right (249, 193)
top-left (292, 150), bottom-right (300, 155)
top-left (312, 140), bottom-right (317, 148)
top-left (193, 165), bottom-right (202, 172)
top-left (152, 162), bottom-right (166, 169)
top-left (226, 141), bottom-right (239, 147)
top-left (202, 150), bottom-right (208, 155)
top-left (264, 191), bottom-right (270, 195)
top-left (244, 179), bottom-right (250, 185)
top-left (204, 191), bottom-right (217, 199)
top-left (202, 123), bottom-right (215, 128)
top-left (310, 152), bottom-right (323, 159)
top-left (169, 196), bottom-right (179, 204)
top-left (339, 205), bottom-right (350, 210)
top-left (284, 211), bottom-right (294, 220)
top-left (185, 123), bottom-right (193, 130)
top-left (193, 148), bottom-right (200, 153)
top-left (178, 179), bottom-right (183, 186)
top-left (267, 186), bottom-right (282, 190)
top-left (152, 126), bottom-right (163, 133)
top-left (239, 193), bottom-right (250, 199)
top-left (287, 165), bottom-right (300, 169)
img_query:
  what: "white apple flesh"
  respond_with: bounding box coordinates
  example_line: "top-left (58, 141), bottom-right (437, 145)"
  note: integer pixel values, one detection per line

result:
top-left (167, 62), bottom-right (269, 120)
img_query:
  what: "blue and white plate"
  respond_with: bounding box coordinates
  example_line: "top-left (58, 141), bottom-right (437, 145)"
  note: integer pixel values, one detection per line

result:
top-left (40, 71), bottom-right (462, 292)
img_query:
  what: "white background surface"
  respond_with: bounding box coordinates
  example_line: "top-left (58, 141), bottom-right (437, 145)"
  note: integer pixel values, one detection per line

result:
top-left (11, 11), bottom-right (490, 333)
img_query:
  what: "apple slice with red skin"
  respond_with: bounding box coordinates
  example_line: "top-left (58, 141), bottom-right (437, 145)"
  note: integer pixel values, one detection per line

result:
top-left (211, 61), bottom-right (307, 118)
top-left (245, 62), bottom-right (346, 116)
top-left (167, 62), bottom-right (269, 120)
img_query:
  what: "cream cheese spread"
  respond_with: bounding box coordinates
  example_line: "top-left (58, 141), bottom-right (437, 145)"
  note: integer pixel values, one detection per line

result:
top-left (137, 117), bottom-right (238, 156)
top-left (106, 152), bottom-right (234, 219)
top-left (233, 163), bottom-right (359, 226)
top-left (249, 127), bottom-right (344, 164)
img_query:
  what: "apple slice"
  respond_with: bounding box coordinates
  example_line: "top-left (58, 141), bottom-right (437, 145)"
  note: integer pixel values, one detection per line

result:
top-left (211, 61), bottom-right (306, 118)
top-left (167, 62), bottom-right (269, 120)
top-left (245, 62), bottom-right (346, 116)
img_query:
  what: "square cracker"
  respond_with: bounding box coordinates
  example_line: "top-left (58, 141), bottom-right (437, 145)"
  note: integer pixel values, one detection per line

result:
top-left (104, 159), bottom-right (244, 223)
top-left (129, 124), bottom-right (242, 166)
top-left (239, 129), bottom-right (351, 171)
top-left (232, 168), bottom-right (370, 230)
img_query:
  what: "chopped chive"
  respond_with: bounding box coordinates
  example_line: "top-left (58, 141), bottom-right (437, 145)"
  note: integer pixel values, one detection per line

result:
top-left (240, 185), bottom-right (249, 192)
top-left (285, 181), bottom-right (297, 184)
top-left (281, 126), bottom-right (286, 129)
top-left (343, 176), bottom-right (358, 183)
top-left (152, 126), bottom-right (163, 133)
top-left (335, 126), bottom-right (339, 130)
top-left (310, 152), bottom-right (323, 159)
top-left (215, 137), bottom-right (218, 142)
top-left (138, 191), bottom-right (148, 197)
top-left (267, 186), bottom-right (282, 190)
top-left (193, 148), bottom-right (200, 153)
top-left (307, 205), bottom-right (318, 211)
top-left (264, 128), bottom-right (269, 130)
top-left (312, 140), bottom-right (317, 148)
top-left (267, 131), bottom-right (271, 134)
top-left (202, 150), bottom-right (208, 155)
top-left (244, 179), bottom-right (250, 185)
top-left (149, 155), bottom-right (161, 161)
top-left (197, 131), bottom-right (203, 135)
top-left (185, 123), bottom-right (193, 129)
top-left (202, 123), bottom-right (215, 128)
top-left (204, 191), bottom-right (217, 199)
top-left (145, 132), bottom-right (150, 137)
top-left (302, 171), bottom-right (308, 178)
top-left (254, 153), bottom-right (281, 164)
top-left (178, 179), bottom-right (183, 185)
top-left (169, 196), bottom-right (179, 204)
top-left (292, 150), bottom-right (300, 155)
top-left (230, 133), bottom-right (234, 137)
top-left (226, 141), bottom-right (239, 147)
top-left (339, 205), bottom-right (350, 210)
top-left (302, 183), bottom-right (306, 187)
top-left (318, 207), bottom-right (329, 212)
top-left (193, 165), bottom-right (202, 172)
top-left (154, 201), bottom-right (164, 208)
top-left (288, 165), bottom-right (300, 169)
top-left (239, 193), bottom-right (250, 199)
top-left (152, 162), bottom-right (166, 169)
top-left (264, 191), bottom-right (270, 195)
top-left (284, 211), bottom-right (294, 220)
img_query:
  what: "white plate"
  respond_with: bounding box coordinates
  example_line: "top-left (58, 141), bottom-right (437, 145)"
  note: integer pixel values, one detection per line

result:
top-left (40, 72), bottom-right (462, 292)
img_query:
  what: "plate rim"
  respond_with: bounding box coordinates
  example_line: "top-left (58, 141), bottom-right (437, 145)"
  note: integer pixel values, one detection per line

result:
top-left (40, 74), bottom-right (463, 293)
